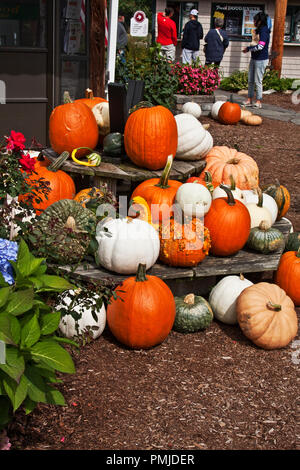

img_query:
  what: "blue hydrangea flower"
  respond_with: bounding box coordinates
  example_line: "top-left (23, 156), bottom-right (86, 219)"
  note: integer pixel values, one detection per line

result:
top-left (0, 239), bottom-right (19, 285)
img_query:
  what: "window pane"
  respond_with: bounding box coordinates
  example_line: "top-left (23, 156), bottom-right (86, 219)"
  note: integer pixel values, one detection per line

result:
top-left (0, 0), bottom-right (46, 47)
top-left (60, 0), bottom-right (87, 55)
top-left (291, 8), bottom-right (300, 43)
top-left (211, 3), bottom-right (264, 41)
top-left (60, 59), bottom-right (88, 101)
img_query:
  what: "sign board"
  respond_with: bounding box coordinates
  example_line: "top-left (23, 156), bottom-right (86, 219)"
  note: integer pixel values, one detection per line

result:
top-left (130, 11), bottom-right (149, 37)
top-left (65, 0), bottom-right (81, 20)
top-left (242, 7), bottom-right (262, 36)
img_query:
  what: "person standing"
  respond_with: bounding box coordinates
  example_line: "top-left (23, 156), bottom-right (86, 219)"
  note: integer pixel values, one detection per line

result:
top-left (204, 17), bottom-right (229, 66)
top-left (242, 12), bottom-right (270, 109)
top-left (157, 8), bottom-right (177, 62)
top-left (117, 13), bottom-right (128, 51)
top-left (181, 9), bottom-right (203, 64)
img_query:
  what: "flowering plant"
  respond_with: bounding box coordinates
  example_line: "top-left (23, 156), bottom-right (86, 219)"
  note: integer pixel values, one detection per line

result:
top-left (0, 239), bottom-right (18, 285)
top-left (172, 62), bottom-right (221, 96)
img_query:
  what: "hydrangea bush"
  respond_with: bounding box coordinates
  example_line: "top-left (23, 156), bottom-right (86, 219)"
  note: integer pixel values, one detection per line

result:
top-left (172, 63), bottom-right (221, 96)
top-left (0, 239), bottom-right (18, 285)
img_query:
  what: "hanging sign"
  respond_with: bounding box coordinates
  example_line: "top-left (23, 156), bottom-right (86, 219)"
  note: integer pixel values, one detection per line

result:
top-left (130, 11), bottom-right (149, 37)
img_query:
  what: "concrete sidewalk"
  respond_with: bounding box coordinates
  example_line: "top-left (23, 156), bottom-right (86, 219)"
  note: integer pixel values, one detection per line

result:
top-left (214, 90), bottom-right (300, 125)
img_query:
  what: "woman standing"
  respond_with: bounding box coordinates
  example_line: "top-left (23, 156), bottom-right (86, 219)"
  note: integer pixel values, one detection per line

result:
top-left (243, 12), bottom-right (270, 109)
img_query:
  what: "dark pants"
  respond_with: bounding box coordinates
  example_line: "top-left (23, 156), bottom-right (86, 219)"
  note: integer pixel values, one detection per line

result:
top-left (205, 60), bottom-right (221, 66)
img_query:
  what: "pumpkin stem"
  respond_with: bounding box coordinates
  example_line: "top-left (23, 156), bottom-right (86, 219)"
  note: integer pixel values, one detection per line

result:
top-left (85, 88), bottom-right (94, 99)
top-left (156, 155), bottom-right (173, 189)
top-left (256, 187), bottom-right (263, 208)
top-left (136, 263), bottom-right (148, 282)
top-left (129, 100), bottom-right (154, 115)
top-left (297, 247), bottom-right (300, 258)
top-left (227, 158), bottom-right (240, 165)
top-left (239, 273), bottom-right (245, 281)
top-left (184, 294), bottom-right (195, 305)
top-left (275, 179), bottom-right (281, 187)
top-left (204, 171), bottom-right (212, 184)
top-left (65, 216), bottom-right (76, 230)
top-left (220, 184), bottom-right (235, 206)
top-left (48, 151), bottom-right (70, 172)
top-left (259, 220), bottom-right (271, 231)
top-left (266, 301), bottom-right (282, 312)
top-left (63, 91), bottom-right (73, 104)
top-left (229, 175), bottom-right (236, 190)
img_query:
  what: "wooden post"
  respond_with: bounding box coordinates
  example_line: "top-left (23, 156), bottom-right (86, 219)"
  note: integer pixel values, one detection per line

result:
top-left (106, 0), bottom-right (119, 84)
top-left (271, 0), bottom-right (288, 77)
top-left (89, 0), bottom-right (106, 97)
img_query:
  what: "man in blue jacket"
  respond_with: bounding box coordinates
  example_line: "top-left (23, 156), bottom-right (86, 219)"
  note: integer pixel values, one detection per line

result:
top-left (204, 17), bottom-right (229, 66)
top-left (182, 9), bottom-right (203, 64)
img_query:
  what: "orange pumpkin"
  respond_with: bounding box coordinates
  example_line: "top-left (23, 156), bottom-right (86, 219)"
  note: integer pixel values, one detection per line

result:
top-left (19, 152), bottom-right (75, 214)
top-left (237, 282), bottom-right (298, 349)
top-left (218, 102), bottom-right (241, 125)
top-left (263, 180), bottom-right (291, 220)
top-left (159, 217), bottom-right (211, 267)
top-left (75, 88), bottom-right (107, 109)
top-left (204, 185), bottom-right (251, 256)
top-left (197, 146), bottom-right (259, 190)
top-left (131, 156), bottom-right (182, 224)
top-left (124, 102), bottom-right (178, 170)
top-left (49, 91), bottom-right (99, 157)
top-left (186, 171), bottom-right (215, 193)
top-left (74, 187), bottom-right (105, 208)
top-left (275, 248), bottom-right (300, 306)
top-left (107, 263), bottom-right (176, 349)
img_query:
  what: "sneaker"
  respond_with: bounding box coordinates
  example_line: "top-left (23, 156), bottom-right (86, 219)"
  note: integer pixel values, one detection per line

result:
top-left (253, 102), bottom-right (262, 108)
top-left (243, 100), bottom-right (253, 107)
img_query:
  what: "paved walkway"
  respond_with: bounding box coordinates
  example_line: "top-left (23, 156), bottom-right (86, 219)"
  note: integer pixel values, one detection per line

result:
top-left (214, 90), bottom-right (300, 125)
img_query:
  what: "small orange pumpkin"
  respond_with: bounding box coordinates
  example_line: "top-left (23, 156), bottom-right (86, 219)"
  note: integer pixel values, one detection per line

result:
top-left (218, 102), bottom-right (241, 125)
top-left (75, 88), bottom-right (107, 109)
top-left (74, 187), bottom-right (105, 207)
top-left (107, 263), bottom-right (176, 349)
top-left (275, 248), bottom-right (300, 306)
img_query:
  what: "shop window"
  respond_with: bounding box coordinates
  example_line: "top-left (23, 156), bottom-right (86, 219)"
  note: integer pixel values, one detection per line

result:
top-left (167, 2), bottom-right (198, 38)
top-left (284, 6), bottom-right (300, 43)
top-left (211, 3), bottom-right (264, 41)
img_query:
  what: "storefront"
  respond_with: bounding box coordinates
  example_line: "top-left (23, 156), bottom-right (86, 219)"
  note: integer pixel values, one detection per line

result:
top-left (0, 0), bottom-right (105, 146)
top-left (156, 0), bottom-right (300, 78)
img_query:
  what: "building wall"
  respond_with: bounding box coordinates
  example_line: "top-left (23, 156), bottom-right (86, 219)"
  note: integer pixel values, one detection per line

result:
top-left (156, 0), bottom-right (300, 78)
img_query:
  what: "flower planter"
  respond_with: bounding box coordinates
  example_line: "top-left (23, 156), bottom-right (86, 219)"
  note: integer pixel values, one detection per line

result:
top-left (173, 93), bottom-right (228, 114)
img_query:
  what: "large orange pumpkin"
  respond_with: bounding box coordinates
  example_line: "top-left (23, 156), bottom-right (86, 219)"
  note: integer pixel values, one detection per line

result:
top-left (75, 88), bottom-right (107, 109)
top-left (107, 263), bottom-right (176, 349)
top-left (49, 91), bottom-right (99, 157)
top-left (124, 102), bottom-right (178, 170)
top-left (237, 282), bottom-right (298, 349)
top-left (275, 248), bottom-right (300, 306)
top-left (263, 180), bottom-right (291, 220)
top-left (19, 152), bottom-right (75, 214)
top-left (159, 217), bottom-right (211, 266)
top-left (131, 156), bottom-right (182, 224)
top-left (204, 185), bottom-right (251, 256)
top-left (218, 102), bottom-right (241, 125)
top-left (197, 146), bottom-right (259, 190)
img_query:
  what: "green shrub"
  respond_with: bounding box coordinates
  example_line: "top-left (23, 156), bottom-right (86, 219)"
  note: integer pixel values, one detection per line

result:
top-left (220, 69), bottom-right (296, 93)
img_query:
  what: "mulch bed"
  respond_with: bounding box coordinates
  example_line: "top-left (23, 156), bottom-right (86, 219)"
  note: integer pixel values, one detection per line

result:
top-left (7, 115), bottom-right (300, 451)
top-left (261, 92), bottom-right (300, 112)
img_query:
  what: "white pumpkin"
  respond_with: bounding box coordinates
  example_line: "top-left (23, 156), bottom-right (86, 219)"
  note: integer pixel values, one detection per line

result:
top-left (175, 182), bottom-right (212, 217)
top-left (212, 176), bottom-right (244, 203)
top-left (211, 100), bottom-right (226, 120)
top-left (246, 191), bottom-right (273, 229)
top-left (175, 113), bottom-right (213, 161)
top-left (242, 190), bottom-right (278, 224)
top-left (209, 274), bottom-right (253, 324)
top-left (92, 101), bottom-right (110, 135)
top-left (95, 217), bottom-right (160, 274)
top-left (56, 290), bottom-right (106, 339)
top-left (182, 101), bottom-right (202, 119)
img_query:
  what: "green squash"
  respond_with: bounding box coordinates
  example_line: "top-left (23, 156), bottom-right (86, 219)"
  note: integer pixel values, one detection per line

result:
top-left (103, 132), bottom-right (124, 156)
top-left (174, 294), bottom-right (213, 333)
top-left (284, 232), bottom-right (300, 253)
top-left (247, 220), bottom-right (284, 254)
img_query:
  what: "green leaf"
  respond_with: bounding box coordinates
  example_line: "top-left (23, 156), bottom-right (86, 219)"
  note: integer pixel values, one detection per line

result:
top-left (4, 289), bottom-right (34, 316)
top-left (0, 273), bottom-right (9, 288)
top-left (21, 314), bottom-right (40, 348)
top-left (0, 346), bottom-right (25, 382)
top-left (0, 313), bottom-right (20, 346)
top-left (0, 396), bottom-right (12, 426)
top-left (13, 375), bottom-right (28, 411)
top-left (30, 340), bottom-right (75, 373)
top-left (28, 276), bottom-right (44, 289)
top-left (39, 275), bottom-right (74, 291)
top-left (34, 365), bottom-right (62, 383)
top-left (16, 239), bottom-right (45, 277)
top-left (23, 396), bottom-right (37, 415)
top-left (52, 335), bottom-right (79, 348)
top-left (0, 287), bottom-right (10, 308)
top-left (40, 311), bottom-right (61, 336)
top-left (46, 387), bottom-right (66, 406)
top-left (24, 366), bottom-right (47, 403)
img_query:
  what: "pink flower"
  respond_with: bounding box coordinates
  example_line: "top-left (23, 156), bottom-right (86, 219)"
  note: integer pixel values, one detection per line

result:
top-left (19, 153), bottom-right (35, 173)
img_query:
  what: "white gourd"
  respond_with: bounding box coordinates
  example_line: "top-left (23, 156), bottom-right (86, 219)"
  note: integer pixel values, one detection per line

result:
top-left (175, 113), bottom-right (213, 161)
top-left (211, 101), bottom-right (226, 120)
top-left (175, 182), bottom-right (212, 217)
top-left (95, 218), bottom-right (160, 274)
top-left (246, 190), bottom-right (273, 229)
top-left (182, 102), bottom-right (202, 119)
top-left (56, 290), bottom-right (106, 339)
top-left (242, 190), bottom-right (278, 224)
top-left (209, 274), bottom-right (253, 324)
top-left (92, 101), bottom-right (110, 135)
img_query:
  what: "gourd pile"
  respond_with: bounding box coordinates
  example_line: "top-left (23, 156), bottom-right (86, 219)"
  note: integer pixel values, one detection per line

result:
top-left (16, 91), bottom-right (299, 352)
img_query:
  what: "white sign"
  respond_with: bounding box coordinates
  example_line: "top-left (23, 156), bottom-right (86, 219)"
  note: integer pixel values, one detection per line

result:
top-left (130, 10), bottom-right (149, 37)
top-left (242, 7), bottom-right (262, 36)
top-left (65, 0), bottom-right (81, 20)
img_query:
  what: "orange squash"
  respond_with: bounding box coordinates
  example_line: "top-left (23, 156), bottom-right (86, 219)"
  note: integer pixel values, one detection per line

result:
top-left (128, 196), bottom-right (152, 225)
top-left (19, 152), bottom-right (75, 214)
top-left (218, 102), bottom-right (241, 125)
top-left (275, 248), bottom-right (300, 306)
top-left (124, 102), bottom-right (178, 170)
top-left (159, 217), bottom-right (211, 267)
top-left (204, 185), bottom-right (251, 256)
top-left (75, 88), bottom-right (107, 109)
top-left (263, 180), bottom-right (291, 220)
top-left (237, 282), bottom-right (298, 349)
top-left (131, 156), bottom-right (182, 224)
top-left (74, 187), bottom-right (105, 207)
top-left (197, 146), bottom-right (259, 190)
top-left (49, 91), bottom-right (99, 157)
top-left (107, 263), bottom-right (176, 349)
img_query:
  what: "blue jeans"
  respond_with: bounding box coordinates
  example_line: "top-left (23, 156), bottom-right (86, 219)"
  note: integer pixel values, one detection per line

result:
top-left (248, 58), bottom-right (269, 101)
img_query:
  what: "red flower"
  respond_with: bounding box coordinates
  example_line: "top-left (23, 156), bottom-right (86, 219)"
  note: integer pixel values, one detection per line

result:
top-left (6, 130), bottom-right (26, 151)
top-left (19, 153), bottom-right (35, 173)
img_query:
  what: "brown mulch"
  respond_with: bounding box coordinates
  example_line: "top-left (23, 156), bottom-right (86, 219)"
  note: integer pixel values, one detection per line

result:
top-left (261, 92), bottom-right (300, 112)
top-left (8, 115), bottom-right (300, 451)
